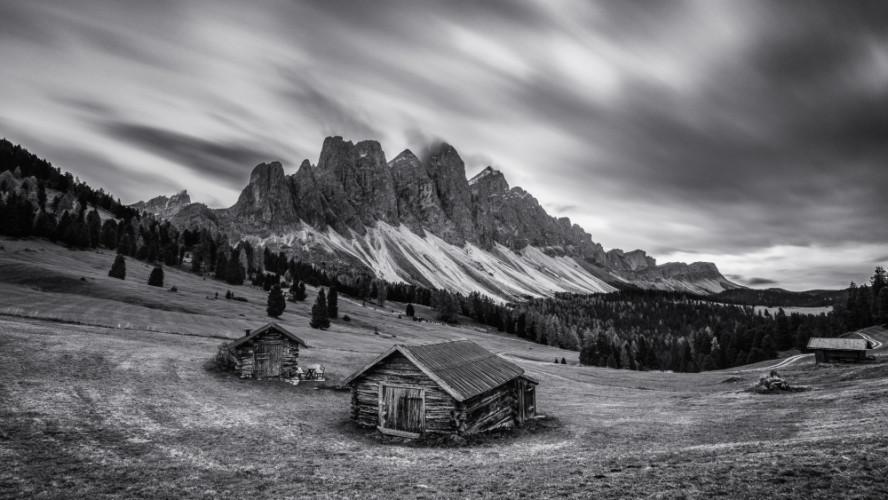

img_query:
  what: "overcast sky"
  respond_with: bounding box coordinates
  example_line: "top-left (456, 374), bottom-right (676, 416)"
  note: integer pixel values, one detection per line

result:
top-left (1, 0), bottom-right (886, 290)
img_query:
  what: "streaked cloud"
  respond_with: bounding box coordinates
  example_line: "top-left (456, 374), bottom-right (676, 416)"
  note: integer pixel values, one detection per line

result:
top-left (0, 0), bottom-right (885, 289)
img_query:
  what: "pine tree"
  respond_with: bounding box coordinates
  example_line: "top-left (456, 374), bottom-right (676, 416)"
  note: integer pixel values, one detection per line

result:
top-left (148, 266), bottom-right (164, 287)
top-left (328, 287), bottom-right (339, 319)
top-left (310, 288), bottom-right (331, 329)
top-left (108, 254), bottom-right (126, 280)
top-left (266, 285), bottom-right (286, 317)
top-left (405, 303), bottom-right (415, 317)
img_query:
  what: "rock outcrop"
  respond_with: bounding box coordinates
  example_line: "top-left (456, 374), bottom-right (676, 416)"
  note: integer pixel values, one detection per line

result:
top-left (131, 190), bottom-right (192, 219)
top-left (161, 135), bottom-right (740, 297)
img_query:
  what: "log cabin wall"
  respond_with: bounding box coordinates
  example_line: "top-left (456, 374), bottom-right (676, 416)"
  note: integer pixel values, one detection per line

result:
top-left (460, 380), bottom-right (519, 435)
top-left (220, 330), bottom-right (301, 379)
top-left (350, 352), bottom-right (457, 434)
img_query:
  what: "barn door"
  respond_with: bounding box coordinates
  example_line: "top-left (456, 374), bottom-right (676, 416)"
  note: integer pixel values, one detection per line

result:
top-left (254, 341), bottom-right (284, 378)
top-left (379, 385), bottom-right (424, 436)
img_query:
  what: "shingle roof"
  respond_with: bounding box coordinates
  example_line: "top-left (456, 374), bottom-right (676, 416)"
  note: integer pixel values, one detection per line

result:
top-left (342, 339), bottom-right (527, 401)
top-left (806, 337), bottom-right (869, 351)
top-left (230, 322), bottom-right (308, 348)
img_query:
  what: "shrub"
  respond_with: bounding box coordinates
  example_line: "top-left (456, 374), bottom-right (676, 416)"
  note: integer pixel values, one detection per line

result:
top-left (289, 281), bottom-right (307, 302)
top-left (342, 315), bottom-right (351, 322)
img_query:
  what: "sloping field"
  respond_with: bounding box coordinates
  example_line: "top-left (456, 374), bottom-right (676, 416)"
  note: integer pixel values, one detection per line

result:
top-left (1, 237), bottom-right (887, 499)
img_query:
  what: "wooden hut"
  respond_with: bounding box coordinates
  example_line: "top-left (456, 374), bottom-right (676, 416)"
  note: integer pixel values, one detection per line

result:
top-left (806, 337), bottom-right (870, 364)
top-left (342, 339), bottom-right (538, 439)
top-left (217, 323), bottom-right (307, 379)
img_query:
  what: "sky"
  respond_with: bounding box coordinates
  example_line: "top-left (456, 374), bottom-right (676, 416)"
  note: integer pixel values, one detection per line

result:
top-left (1, 0), bottom-right (886, 291)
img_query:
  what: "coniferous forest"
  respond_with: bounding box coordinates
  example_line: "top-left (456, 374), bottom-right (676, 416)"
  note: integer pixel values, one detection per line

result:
top-left (2, 138), bottom-right (885, 374)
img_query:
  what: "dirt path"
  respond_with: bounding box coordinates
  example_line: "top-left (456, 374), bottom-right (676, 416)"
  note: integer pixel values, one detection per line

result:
top-left (856, 331), bottom-right (884, 350)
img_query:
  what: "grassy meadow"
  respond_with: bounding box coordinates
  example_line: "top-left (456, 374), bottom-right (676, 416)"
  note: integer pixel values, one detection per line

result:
top-left (1, 237), bottom-right (887, 499)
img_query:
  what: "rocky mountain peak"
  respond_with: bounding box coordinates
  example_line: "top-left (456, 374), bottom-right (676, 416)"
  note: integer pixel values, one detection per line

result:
top-left (230, 161), bottom-right (297, 229)
top-left (389, 149), bottom-right (421, 170)
top-left (469, 166), bottom-right (509, 192)
top-left (248, 161), bottom-right (285, 190)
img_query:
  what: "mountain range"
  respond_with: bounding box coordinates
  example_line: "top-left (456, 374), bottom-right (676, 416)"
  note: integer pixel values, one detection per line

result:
top-left (135, 136), bottom-right (741, 300)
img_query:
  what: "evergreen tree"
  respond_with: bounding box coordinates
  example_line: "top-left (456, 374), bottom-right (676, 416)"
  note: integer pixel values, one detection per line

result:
top-left (148, 266), bottom-right (164, 287)
top-left (87, 209), bottom-right (101, 248)
top-left (266, 285), bottom-right (286, 317)
top-left (774, 308), bottom-right (792, 350)
top-left (375, 279), bottom-right (387, 306)
top-left (289, 281), bottom-right (307, 302)
top-left (871, 266), bottom-right (887, 309)
top-left (436, 291), bottom-right (459, 323)
top-left (225, 250), bottom-right (245, 285)
top-left (855, 284), bottom-right (874, 328)
top-left (100, 219), bottom-right (118, 249)
top-left (878, 288), bottom-right (888, 326)
top-left (310, 288), bottom-right (331, 329)
top-left (215, 253), bottom-right (228, 281)
top-left (32, 210), bottom-right (56, 239)
top-left (328, 287), bottom-right (339, 319)
top-left (36, 180), bottom-right (47, 210)
top-left (760, 334), bottom-right (778, 359)
top-left (405, 303), bottom-right (415, 317)
top-left (108, 254), bottom-right (126, 280)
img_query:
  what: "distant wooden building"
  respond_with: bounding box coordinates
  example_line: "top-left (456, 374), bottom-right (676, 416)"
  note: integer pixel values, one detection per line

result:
top-left (807, 337), bottom-right (870, 364)
top-left (217, 323), bottom-right (307, 379)
top-left (342, 339), bottom-right (538, 439)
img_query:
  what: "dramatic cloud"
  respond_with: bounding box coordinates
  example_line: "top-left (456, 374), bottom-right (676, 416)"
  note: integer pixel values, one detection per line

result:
top-left (101, 121), bottom-right (281, 189)
top-left (0, 0), bottom-right (886, 289)
top-left (745, 278), bottom-right (779, 287)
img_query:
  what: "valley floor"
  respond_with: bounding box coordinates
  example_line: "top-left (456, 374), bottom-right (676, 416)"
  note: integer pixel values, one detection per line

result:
top-left (1, 238), bottom-right (887, 499)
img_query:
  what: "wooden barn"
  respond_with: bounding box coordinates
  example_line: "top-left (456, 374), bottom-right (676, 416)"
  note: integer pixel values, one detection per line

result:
top-left (807, 337), bottom-right (871, 364)
top-left (342, 339), bottom-right (538, 439)
top-left (216, 323), bottom-right (307, 379)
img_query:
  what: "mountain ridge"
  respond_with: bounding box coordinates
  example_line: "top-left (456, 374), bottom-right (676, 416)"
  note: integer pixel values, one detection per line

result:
top-left (134, 136), bottom-right (742, 299)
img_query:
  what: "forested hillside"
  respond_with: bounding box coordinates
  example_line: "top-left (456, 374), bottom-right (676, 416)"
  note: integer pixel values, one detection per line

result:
top-left (712, 287), bottom-right (846, 308)
top-left (3, 137), bottom-right (884, 375)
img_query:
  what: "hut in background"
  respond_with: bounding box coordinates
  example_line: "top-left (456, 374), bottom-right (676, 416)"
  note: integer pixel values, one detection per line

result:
top-left (342, 339), bottom-right (538, 439)
top-left (807, 337), bottom-right (870, 364)
top-left (217, 323), bottom-right (307, 379)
